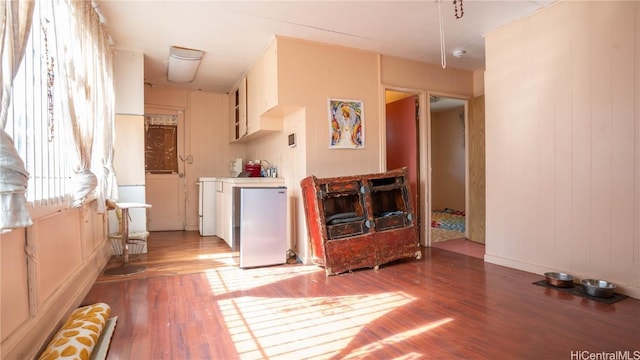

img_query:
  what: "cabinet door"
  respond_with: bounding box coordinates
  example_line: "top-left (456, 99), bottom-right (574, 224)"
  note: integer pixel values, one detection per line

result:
top-left (218, 182), bottom-right (233, 248)
top-left (246, 42), bottom-right (279, 137)
top-left (375, 226), bottom-right (420, 265)
top-left (229, 89), bottom-right (236, 142)
top-left (324, 235), bottom-right (376, 275)
top-left (229, 77), bottom-right (247, 142)
top-left (215, 183), bottom-right (224, 237)
top-left (238, 77), bottom-right (247, 138)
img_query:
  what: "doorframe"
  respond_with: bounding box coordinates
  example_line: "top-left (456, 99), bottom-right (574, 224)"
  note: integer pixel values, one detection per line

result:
top-left (427, 91), bottom-right (470, 247)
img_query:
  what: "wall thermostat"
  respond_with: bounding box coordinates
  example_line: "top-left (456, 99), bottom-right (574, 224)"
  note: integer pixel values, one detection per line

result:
top-left (288, 133), bottom-right (296, 147)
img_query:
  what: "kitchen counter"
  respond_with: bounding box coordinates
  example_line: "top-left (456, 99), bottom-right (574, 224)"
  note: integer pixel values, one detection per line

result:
top-left (199, 177), bottom-right (284, 185)
top-left (220, 177), bottom-right (284, 185)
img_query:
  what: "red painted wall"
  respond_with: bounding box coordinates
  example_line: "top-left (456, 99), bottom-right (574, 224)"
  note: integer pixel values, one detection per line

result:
top-left (385, 96), bottom-right (418, 211)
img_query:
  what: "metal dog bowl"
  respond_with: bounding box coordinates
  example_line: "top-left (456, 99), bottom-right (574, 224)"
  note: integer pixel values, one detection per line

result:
top-left (544, 272), bottom-right (574, 288)
top-left (581, 279), bottom-right (616, 298)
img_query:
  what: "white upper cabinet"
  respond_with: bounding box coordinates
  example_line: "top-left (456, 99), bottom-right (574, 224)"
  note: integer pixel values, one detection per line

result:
top-left (242, 41), bottom-right (282, 141)
top-left (114, 50), bottom-right (144, 115)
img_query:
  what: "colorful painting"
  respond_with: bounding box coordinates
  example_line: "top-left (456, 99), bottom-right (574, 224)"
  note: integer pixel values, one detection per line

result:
top-left (328, 98), bottom-right (364, 149)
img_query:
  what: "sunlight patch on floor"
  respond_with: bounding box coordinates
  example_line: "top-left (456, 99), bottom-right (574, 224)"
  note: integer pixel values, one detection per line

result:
top-left (197, 251), bottom-right (239, 266)
top-left (341, 317), bottom-right (454, 359)
top-left (204, 265), bottom-right (322, 295)
top-left (217, 292), bottom-right (416, 359)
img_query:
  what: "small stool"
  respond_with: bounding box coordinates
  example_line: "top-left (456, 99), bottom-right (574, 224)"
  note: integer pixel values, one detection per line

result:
top-left (104, 200), bottom-right (152, 276)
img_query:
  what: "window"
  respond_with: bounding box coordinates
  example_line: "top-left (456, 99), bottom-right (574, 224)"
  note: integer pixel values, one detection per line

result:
top-left (144, 115), bottom-right (178, 174)
top-left (6, 0), bottom-right (71, 206)
top-left (3, 0), bottom-right (115, 215)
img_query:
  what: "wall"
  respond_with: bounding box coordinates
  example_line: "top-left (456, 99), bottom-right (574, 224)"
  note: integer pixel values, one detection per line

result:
top-left (431, 107), bottom-right (466, 211)
top-left (277, 37), bottom-right (383, 178)
top-left (484, 1), bottom-right (640, 297)
top-left (380, 56), bottom-right (474, 97)
top-left (0, 204), bottom-right (110, 359)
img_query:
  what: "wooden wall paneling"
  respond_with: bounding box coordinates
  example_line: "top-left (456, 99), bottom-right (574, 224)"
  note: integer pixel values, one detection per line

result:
top-left (534, 9), bottom-right (556, 265)
top-left (0, 229), bottom-right (30, 336)
top-left (635, 0), bottom-right (640, 285)
top-left (589, 1), bottom-right (614, 277)
top-left (552, 2), bottom-right (575, 270)
top-left (511, 18), bottom-right (538, 260)
top-left (609, 2), bottom-right (637, 284)
top-left (568, 1), bottom-right (592, 272)
top-left (484, 0), bottom-right (640, 296)
top-left (484, 27), bottom-right (512, 256)
top-left (467, 95), bottom-right (485, 244)
top-left (531, 14), bottom-right (550, 262)
top-left (36, 211), bottom-right (83, 304)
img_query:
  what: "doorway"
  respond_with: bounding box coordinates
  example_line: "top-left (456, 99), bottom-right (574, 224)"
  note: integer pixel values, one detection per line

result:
top-left (429, 95), bottom-right (467, 244)
top-left (144, 107), bottom-right (187, 231)
top-left (384, 89), bottom-right (484, 251)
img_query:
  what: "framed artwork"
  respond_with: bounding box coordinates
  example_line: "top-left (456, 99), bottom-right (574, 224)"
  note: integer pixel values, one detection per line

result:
top-left (328, 98), bottom-right (364, 149)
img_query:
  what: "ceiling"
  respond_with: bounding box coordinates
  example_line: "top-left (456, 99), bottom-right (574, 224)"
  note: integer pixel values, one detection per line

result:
top-left (94, 0), bottom-right (555, 94)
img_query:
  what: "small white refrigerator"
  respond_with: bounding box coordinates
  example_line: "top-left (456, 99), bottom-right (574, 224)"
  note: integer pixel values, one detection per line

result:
top-left (234, 187), bottom-right (287, 268)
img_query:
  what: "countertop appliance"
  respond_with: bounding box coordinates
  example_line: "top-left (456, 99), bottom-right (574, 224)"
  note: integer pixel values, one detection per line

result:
top-left (234, 187), bottom-right (287, 268)
top-left (230, 158), bottom-right (243, 177)
top-left (198, 177), bottom-right (218, 236)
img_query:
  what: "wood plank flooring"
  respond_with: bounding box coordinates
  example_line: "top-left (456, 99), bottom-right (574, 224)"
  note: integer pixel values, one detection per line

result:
top-left (430, 238), bottom-right (485, 259)
top-left (84, 231), bottom-right (640, 359)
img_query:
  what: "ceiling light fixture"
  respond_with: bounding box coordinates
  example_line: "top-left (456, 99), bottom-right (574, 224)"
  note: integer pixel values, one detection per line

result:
top-left (167, 46), bottom-right (204, 83)
top-left (453, 49), bottom-right (467, 58)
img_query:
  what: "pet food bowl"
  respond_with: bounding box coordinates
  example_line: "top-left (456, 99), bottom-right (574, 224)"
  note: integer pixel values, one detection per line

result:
top-left (581, 279), bottom-right (616, 298)
top-left (544, 272), bottom-right (574, 288)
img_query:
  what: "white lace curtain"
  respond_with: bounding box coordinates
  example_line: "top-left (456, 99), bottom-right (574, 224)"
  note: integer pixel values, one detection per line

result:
top-left (52, 0), bottom-right (116, 209)
top-left (0, 0), bottom-right (116, 232)
top-left (0, 0), bottom-right (35, 232)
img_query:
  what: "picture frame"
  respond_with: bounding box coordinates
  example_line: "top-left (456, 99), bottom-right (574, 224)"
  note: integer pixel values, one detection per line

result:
top-left (328, 98), bottom-right (364, 149)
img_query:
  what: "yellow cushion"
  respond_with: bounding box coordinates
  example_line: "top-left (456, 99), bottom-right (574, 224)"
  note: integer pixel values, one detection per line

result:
top-left (39, 303), bottom-right (111, 360)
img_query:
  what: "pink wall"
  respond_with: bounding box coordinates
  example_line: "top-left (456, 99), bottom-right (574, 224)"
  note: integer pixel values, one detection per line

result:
top-left (484, 1), bottom-right (640, 297)
top-left (431, 107), bottom-right (466, 211)
top-left (386, 96), bottom-right (418, 210)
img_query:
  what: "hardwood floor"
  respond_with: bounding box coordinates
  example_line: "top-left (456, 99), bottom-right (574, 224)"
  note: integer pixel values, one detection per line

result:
top-left (430, 238), bottom-right (485, 259)
top-left (84, 231), bottom-right (640, 359)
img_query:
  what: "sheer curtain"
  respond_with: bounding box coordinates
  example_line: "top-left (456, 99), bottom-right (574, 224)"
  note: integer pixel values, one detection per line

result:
top-left (52, 0), bottom-right (115, 209)
top-left (0, 0), bottom-right (35, 232)
top-left (2, 0), bottom-right (116, 231)
top-left (95, 15), bottom-right (117, 213)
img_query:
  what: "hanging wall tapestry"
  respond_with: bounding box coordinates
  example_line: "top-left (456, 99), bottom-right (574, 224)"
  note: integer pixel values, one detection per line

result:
top-left (328, 98), bottom-right (364, 149)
